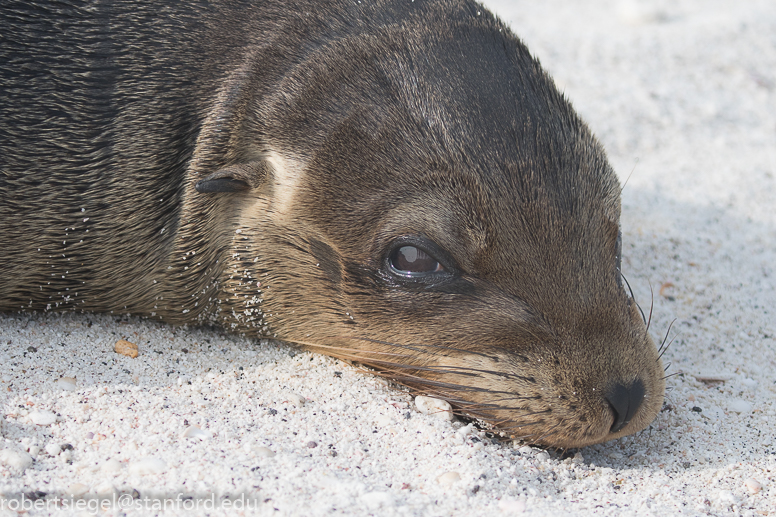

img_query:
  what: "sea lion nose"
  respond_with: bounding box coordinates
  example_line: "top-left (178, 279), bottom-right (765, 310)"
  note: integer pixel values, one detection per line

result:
top-left (605, 379), bottom-right (645, 434)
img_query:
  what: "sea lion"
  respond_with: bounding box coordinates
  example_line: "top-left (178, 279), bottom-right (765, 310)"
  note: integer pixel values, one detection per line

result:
top-left (0, 0), bottom-right (664, 448)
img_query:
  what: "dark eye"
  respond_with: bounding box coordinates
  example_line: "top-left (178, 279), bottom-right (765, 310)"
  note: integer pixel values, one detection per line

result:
top-left (389, 245), bottom-right (443, 277)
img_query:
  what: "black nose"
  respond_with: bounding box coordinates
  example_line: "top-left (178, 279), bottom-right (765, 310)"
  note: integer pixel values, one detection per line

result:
top-left (606, 379), bottom-right (645, 434)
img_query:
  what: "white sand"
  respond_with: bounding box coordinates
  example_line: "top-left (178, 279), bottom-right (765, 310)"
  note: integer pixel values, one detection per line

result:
top-left (2, 1), bottom-right (775, 515)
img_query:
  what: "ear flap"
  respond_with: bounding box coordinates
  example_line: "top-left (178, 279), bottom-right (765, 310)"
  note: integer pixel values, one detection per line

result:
top-left (195, 161), bottom-right (268, 193)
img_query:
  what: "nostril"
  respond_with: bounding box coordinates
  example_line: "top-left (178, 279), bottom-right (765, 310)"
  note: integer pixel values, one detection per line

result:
top-left (605, 379), bottom-right (646, 434)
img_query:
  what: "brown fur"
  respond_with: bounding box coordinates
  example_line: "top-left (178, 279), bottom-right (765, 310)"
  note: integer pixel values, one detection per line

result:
top-left (0, 0), bottom-right (664, 447)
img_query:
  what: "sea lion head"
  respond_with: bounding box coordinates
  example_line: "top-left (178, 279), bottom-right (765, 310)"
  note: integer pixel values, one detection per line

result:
top-left (192, 2), bottom-right (664, 448)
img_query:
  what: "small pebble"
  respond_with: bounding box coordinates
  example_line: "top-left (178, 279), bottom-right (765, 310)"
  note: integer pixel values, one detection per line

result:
top-left (498, 497), bottom-right (526, 513)
top-left (535, 451), bottom-right (550, 462)
top-left (0, 449), bottom-right (33, 471)
top-left (728, 399), bottom-right (753, 414)
top-left (415, 396), bottom-right (453, 421)
top-left (29, 410), bottom-right (57, 426)
top-left (129, 458), bottom-right (167, 476)
top-left (114, 339), bottom-right (139, 358)
top-left (45, 443), bottom-right (62, 456)
top-left (93, 480), bottom-right (117, 496)
top-left (361, 491), bottom-right (392, 509)
top-left (456, 423), bottom-right (475, 437)
top-left (181, 425), bottom-right (211, 440)
top-left (693, 373), bottom-right (733, 383)
top-left (67, 483), bottom-right (89, 497)
top-left (572, 451), bottom-right (585, 463)
top-left (437, 471), bottom-right (461, 485)
top-left (740, 378), bottom-right (758, 389)
top-left (716, 489), bottom-right (736, 504)
top-left (306, 441), bottom-right (318, 448)
top-left (744, 478), bottom-right (762, 494)
top-left (254, 447), bottom-right (275, 458)
top-left (102, 458), bottom-right (123, 473)
top-left (284, 391), bottom-right (306, 407)
top-left (55, 377), bottom-right (77, 391)
top-left (373, 414), bottom-right (392, 427)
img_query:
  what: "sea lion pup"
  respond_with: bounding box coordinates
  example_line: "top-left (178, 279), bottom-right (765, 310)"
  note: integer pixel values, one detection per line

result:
top-left (0, 0), bottom-right (664, 447)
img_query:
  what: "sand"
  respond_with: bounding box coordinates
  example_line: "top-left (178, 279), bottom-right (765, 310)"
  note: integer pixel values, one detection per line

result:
top-left (2, 1), bottom-right (775, 515)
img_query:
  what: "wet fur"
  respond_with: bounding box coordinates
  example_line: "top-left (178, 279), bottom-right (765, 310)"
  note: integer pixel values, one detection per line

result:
top-left (0, 0), bottom-right (664, 447)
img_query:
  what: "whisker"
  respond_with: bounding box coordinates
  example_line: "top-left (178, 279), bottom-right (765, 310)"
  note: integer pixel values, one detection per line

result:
top-left (657, 319), bottom-right (676, 354)
top-left (336, 334), bottom-right (556, 367)
top-left (294, 341), bottom-right (410, 359)
top-left (452, 404), bottom-right (539, 413)
top-left (508, 427), bottom-right (554, 443)
top-left (621, 158), bottom-right (639, 192)
top-left (621, 273), bottom-right (646, 324)
top-left (367, 370), bottom-right (535, 400)
top-left (492, 410), bottom-right (553, 429)
top-left (364, 372), bottom-right (489, 395)
top-left (646, 283), bottom-right (654, 333)
top-left (532, 423), bottom-right (564, 444)
top-left (297, 339), bottom-right (539, 387)
top-left (282, 331), bottom-right (657, 448)
top-left (366, 360), bottom-right (534, 383)
top-left (331, 336), bottom-right (499, 362)
top-left (498, 424), bottom-right (544, 436)
top-left (489, 416), bottom-right (547, 429)
top-left (657, 320), bottom-right (678, 361)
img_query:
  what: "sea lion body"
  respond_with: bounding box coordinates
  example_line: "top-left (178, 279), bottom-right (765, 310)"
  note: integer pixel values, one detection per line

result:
top-left (0, 0), bottom-right (664, 447)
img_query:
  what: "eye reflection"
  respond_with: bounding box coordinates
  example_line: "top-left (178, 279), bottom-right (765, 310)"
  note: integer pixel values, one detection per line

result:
top-left (389, 245), bottom-right (442, 276)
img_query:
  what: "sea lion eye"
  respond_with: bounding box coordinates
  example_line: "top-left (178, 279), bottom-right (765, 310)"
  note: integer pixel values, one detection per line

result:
top-left (389, 245), bottom-right (443, 276)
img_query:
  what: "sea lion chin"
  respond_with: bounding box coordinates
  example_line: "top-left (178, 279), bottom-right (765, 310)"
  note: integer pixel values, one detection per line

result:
top-left (0, 0), bottom-right (664, 448)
